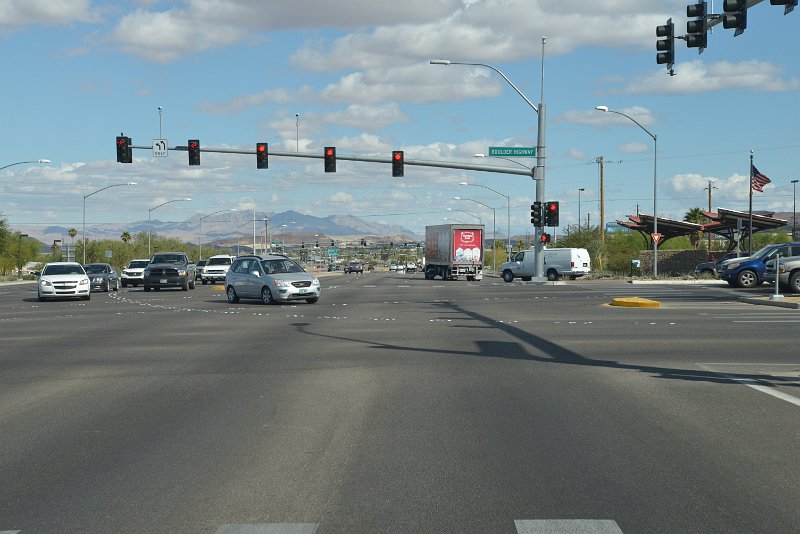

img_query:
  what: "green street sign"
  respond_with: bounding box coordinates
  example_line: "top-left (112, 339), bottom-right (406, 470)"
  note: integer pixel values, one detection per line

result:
top-left (488, 146), bottom-right (536, 157)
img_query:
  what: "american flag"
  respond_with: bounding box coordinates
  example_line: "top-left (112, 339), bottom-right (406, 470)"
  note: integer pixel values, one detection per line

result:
top-left (751, 164), bottom-right (771, 193)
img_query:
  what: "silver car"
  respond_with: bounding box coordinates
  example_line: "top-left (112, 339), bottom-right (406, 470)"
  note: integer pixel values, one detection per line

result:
top-left (37, 262), bottom-right (91, 301)
top-left (225, 254), bottom-right (321, 305)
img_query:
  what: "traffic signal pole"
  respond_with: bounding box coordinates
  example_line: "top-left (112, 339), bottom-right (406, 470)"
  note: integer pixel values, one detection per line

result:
top-left (125, 143), bottom-right (536, 178)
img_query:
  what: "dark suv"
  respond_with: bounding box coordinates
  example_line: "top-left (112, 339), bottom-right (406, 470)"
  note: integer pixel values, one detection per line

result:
top-left (143, 252), bottom-right (196, 291)
top-left (719, 243), bottom-right (800, 288)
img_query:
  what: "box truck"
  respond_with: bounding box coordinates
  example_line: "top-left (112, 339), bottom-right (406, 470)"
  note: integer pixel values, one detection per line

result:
top-left (424, 224), bottom-right (485, 281)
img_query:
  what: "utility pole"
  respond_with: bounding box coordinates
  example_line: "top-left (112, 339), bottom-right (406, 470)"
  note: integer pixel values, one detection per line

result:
top-left (704, 179), bottom-right (717, 254)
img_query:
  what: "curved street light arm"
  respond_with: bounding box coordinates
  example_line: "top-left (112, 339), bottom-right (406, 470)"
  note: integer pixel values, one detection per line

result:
top-left (431, 60), bottom-right (539, 114)
top-left (0, 159), bottom-right (51, 173)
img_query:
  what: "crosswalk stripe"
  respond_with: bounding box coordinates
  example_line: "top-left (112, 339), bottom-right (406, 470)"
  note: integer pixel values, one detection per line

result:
top-left (215, 524), bottom-right (319, 534)
top-left (515, 519), bottom-right (623, 533)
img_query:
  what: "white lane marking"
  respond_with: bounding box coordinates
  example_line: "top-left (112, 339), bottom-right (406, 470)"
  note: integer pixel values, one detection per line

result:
top-left (0, 530), bottom-right (21, 534)
top-left (731, 320), bottom-right (800, 323)
top-left (698, 364), bottom-right (800, 409)
top-left (216, 524), bottom-right (319, 534)
top-left (515, 519), bottom-right (623, 533)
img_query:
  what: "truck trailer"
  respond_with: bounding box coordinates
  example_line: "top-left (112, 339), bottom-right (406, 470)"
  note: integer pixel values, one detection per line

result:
top-left (423, 224), bottom-right (485, 281)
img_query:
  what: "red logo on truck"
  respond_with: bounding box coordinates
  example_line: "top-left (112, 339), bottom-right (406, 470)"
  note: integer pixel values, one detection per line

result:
top-left (453, 229), bottom-right (482, 262)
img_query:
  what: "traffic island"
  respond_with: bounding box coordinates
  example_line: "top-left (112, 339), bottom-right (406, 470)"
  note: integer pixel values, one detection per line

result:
top-left (609, 297), bottom-right (661, 308)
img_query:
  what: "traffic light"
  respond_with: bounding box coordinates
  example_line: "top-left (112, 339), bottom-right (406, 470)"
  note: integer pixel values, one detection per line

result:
top-left (539, 233), bottom-right (551, 244)
top-left (324, 146), bottom-right (336, 172)
top-left (392, 150), bottom-right (404, 177)
top-left (723, 0), bottom-right (747, 35)
top-left (256, 142), bottom-right (268, 169)
top-left (544, 201), bottom-right (559, 227)
top-left (330, 240), bottom-right (335, 247)
top-left (116, 135), bottom-right (132, 163)
top-left (686, 2), bottom-right (708, 51)
top-left (301, 242), bottom-right (305, 248)
top-left (770, 0), bottom-right (797, 14)
top-left (188, 139), bottom-right (200, 166)
top-left (656, 19), bottom-right (675, 70)
top-left (531, 202), bottom-right (543, 227)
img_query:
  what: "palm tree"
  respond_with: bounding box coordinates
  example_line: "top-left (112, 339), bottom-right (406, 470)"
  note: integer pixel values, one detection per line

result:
top-left (683, 207), bottom-right (707, 249)
top-left (68, 227), bottom-right (77, 243)
top-left (121, 231), bottom-right (132, 244)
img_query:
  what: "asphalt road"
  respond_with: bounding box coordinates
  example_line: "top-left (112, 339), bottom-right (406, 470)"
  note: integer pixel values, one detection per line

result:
top-left (2, 274), bottom-right (799, 533)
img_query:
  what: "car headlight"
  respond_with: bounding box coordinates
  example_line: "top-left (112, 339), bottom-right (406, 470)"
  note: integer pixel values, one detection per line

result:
top-left (178, 269), bottom-right (187, 276)
top-left (79, 278), bottom-right (89, 285)
top-left (40, 279), bottom-right (52, 287)
top-left (272, 279), bottom-right (292, 288)
top-left (93, 277), bottom-right (103, 282)
top-left (143, 269), bottom-right (151, 276)
top-left (726, 262), bottom-right (741, 270)
top-left (312, 277), bottom-right (320, 286)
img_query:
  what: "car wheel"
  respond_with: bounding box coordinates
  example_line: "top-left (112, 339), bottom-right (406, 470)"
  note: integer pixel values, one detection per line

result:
top-left (736, 269), bottom-right (758, 288)
top-left (121, 281), bottom-right (127, 288)
top-left (182, 279), bottom-right (189, 291)
top-left (83, 294), bottom-right (91, 301)
top-left (305, 297), bottom-right (319, 304)
top-left (144, 286), bottom-right (151, 292)
top-left (261, 287), bottom-right (274, 305)
top-left (189, 279), bottom-right (195, 289)
top-left (202, 280), bottom-right (208, 285)
top-left (226, 285), bottom-right (239, 303)
top-left (113, 281), bottom-right (119, 291)
top-left (38, 295), bottom-right (45, 302)
top-left (789, 272), bottom-right (800, 294)
top-left (547, 269), bottom-right (559, 281)
top-left (501, 270), bottom-right (514, 283)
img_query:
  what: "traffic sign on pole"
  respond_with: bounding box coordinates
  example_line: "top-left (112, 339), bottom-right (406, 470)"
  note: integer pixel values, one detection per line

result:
top-left (488, 147), bottom-right (536, 157)
top-left (652, 233), bottom-right (663, 245)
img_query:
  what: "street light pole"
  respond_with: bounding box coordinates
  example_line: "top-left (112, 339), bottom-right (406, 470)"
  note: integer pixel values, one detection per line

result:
top-left (198, 209), bottom-right (236, 260)
top-left (454, 196), bottom-right (496, 274)
top-left (461, 178), bottom-right (512, 261)
top-left (148, 198), bottom-right (191, 256)
top-left (431, 37), bottom-right (547, 280)
top-left (83, 182), bottom-right (137, 264)
top-left (447, 208), bottom-right (480, 224)
top-left (596, 105), bottom-right (658, 278)
top-left (792, 180), bottom-right (799, 239)
top-left (578, 188), bottom-right (585, 232)
top-left (0, 159), bottom-right (51, 172)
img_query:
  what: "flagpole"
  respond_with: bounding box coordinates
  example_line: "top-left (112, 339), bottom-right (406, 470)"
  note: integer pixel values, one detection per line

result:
top-left (748, 150), bottom-right (754, 256)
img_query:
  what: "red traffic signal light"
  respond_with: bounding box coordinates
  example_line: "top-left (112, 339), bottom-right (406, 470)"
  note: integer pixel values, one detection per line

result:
top-left (392, 150), bottom-right (404, 177)
top-left (188, 139), bottom-right (200, 166)
top-left (539, 233), bottom-right (551, 244)
top-left (256, 142), bottom-right (268, 169)
top-left (544, 201), bottom-right (559, 226)
top-left (324, 146), bottom-right (336, 172)
top-left (116, 135), bottom-right (132, 163)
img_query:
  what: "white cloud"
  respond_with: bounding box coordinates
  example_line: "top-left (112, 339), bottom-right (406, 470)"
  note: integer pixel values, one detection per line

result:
top-left (618, 142), bottom-right (648, 154)
top-left (323, 104), bottom-right (408, 131)
top-left (567, 148), bottom-right (589, 160)
top-left (0, 0), bottom-right (99, 30)
top-left (329, 192), bottom-right (354, 203)
top-left (110, 9), bottom-right (245, 63)
top-left (623, 60), bottom-right (800, 95)
top-left (561, 106), bottom-right (656, 127)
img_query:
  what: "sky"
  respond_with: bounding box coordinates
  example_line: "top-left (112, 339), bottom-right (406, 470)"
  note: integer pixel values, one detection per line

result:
top-left (1, 0), bottom-right (798, 241)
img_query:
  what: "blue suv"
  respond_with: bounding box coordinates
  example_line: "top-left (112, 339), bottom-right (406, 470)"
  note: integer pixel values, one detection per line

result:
top-left (719, 243), bottom-right (800, 288)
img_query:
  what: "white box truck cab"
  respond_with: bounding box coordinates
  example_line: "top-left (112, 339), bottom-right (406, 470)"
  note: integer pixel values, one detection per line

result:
top-left (500, 248), bottom-right (591, 282)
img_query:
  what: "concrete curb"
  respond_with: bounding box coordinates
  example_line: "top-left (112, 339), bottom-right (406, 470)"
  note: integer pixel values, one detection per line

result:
top-left (740, 297), bottom-right (800, 309)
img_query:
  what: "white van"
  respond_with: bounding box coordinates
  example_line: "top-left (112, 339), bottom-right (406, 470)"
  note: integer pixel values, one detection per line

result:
top-left (500, 247), bottom-right (591, 282)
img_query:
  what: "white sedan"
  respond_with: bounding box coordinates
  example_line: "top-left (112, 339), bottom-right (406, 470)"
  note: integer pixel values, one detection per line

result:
top-left (37, 262), bottom-right (91, 301)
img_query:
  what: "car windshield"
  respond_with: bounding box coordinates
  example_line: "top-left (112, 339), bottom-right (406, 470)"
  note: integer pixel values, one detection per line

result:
top-left (261, 259), bottom-right (305, 274)
top-left (751, 246), bottom-right (776, 260)
top-left (128, 261), bottom-right (149, 268)
top-left (84, 264), bottom-right (107, 274)
top-left (43, 264), bottom-right (85, 276)
top-left (151, 254), bottom-right (184, 264)
top-left (207, 257), bottom-right (232, 266)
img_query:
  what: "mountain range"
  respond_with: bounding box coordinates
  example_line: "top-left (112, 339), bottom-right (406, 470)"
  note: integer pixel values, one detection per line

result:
top-left (28, 210), bottom-right (422, 246)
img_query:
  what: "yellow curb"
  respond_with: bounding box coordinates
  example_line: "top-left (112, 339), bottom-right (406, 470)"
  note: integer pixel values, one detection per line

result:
top-left (609, 297), bottom-right (661, 308)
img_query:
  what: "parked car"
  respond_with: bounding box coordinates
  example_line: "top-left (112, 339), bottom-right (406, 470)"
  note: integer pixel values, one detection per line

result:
top-left (719, 243), bottom-right (800, 288)
top-left (83, 262), bottom-right (120, 292)
top-left (201, 254), bottom-right (235, 285)
top-left (344, 260), bottom-right (364, 274)
top-left (764, 254), bottom-right (800, 293)
top-left (37, 262), bottom-right (91, 301)
top-left (195, 259), bottom-right (207, 281)
top-left (121, 259), bottom-right (149, 287)
top-left (225, 254), bottom-right (321, 304)
top-left (143, 252), bottom-right (196, 291)
top-left (693, 252), bottom-right (740, 278)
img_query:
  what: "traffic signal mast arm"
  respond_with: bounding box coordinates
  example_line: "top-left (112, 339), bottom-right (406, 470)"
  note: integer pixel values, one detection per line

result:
top-left (125, 143), bottom-right (535, 178)
top-left (680, 0), bottom-right (767, 36)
